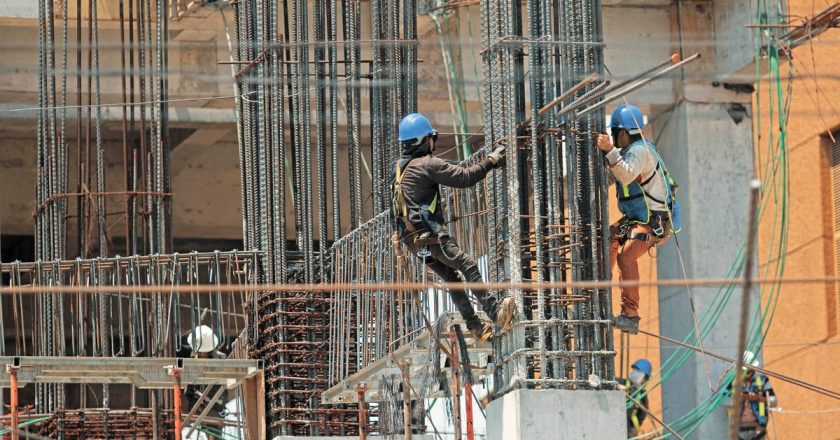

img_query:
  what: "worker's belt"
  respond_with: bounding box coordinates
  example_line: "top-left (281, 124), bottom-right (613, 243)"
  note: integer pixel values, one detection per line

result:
top-left (412, 235), bottom-right (443, 247)
top-left (628, 231), bottom-right (664, 244)
top-left (402, 231), bottom-right (444, 248)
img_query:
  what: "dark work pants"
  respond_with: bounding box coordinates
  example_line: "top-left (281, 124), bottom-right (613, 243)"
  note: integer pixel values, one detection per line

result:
top-left (409, 236), bottom-right (499, 331)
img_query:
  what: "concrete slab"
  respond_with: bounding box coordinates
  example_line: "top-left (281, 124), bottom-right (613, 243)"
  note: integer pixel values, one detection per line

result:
top-left (486, 389), bottom-right (626, 440)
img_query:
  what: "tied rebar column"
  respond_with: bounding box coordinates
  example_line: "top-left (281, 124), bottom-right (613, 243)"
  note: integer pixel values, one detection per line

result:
top-left (477, 0), bottom-right (615, 395)
top-left (232, 0), bottom-right (417, 435)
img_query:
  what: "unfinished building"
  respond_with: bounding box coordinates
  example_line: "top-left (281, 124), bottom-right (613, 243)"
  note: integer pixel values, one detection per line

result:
top-left (0, 0), bottom-right (839, 439)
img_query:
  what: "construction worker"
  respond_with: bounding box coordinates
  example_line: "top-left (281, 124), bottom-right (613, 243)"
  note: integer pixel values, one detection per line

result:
top-left (730, 351), bottom-right (778, 440)
top-left (181, 325), bottom-right (229, 438)
top-left (391, 113), bottom-right (515, 343)
top-left (618, 359), bottom-right (652, 438)
top-left (596, 104), bottom-right (680, 335)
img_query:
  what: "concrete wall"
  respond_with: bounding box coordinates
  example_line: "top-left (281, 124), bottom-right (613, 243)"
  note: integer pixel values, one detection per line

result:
top-left (486, 390), bottom-right (626, 440)
top-left (656, 97), bottom-right (757, 439)
top-left (0, 1), bottom-right (37, 19)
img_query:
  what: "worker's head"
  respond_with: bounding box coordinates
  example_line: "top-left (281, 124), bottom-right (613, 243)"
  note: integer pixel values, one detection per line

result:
top-left (187, 325), bottom-right (219, 354)
top-left (609, 104), bottom-right (645, 148)
top-left (742, 350), bottom-right (761, 377)
top-left (630, 358), bottom-right (653, 386)
top-left (399, 113), bottom-right (438, 157)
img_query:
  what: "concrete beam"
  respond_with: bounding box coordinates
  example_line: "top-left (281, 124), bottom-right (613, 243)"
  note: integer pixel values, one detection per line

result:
top-left (654, 94), bottom-right (757, 440)
top-left (486, 389), bottom-right (626, 440)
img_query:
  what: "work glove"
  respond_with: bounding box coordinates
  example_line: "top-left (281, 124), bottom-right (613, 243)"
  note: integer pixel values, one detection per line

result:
top-left (596, 133), bottom-right (613, 153)
top-left (488, 145), bottom-right (506, 168)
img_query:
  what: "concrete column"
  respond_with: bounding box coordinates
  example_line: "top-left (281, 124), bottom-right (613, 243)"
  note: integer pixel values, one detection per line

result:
top-left (486, 390), bottom-right (626, 440)
top-left (654, 87), bottom-right (756, 439)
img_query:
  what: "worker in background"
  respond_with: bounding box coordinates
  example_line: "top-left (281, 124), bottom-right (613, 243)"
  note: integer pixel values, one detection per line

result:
top-left (391, 113), bottom-right (515, 343)
top-left (618, 359), bottom-right (653, 438)
top-left (181, 325), bottom-right (229, 439)
top-left (596, 104), bottom-right (680, 335)
top-left (731, 351), bottom-right (778, 440)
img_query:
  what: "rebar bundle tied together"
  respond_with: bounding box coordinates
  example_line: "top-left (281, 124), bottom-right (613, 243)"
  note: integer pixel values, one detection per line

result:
top-left (327, 211), bottom-right (438, 384)
top-left (323, 0), bottom-right (616, 423)
top-left (480, 0), bottom-right (615, 392)
top-left (0, 250), bottom-right (256, 356)
top-left (35, 0), bottom-right (173, 263)
top-left (0, 250), bottom-right (256, 434)
top-left (25, 408), bottom-right (175, 439)
top-left (28, 0), bottom-right (192, 419)
top-left (232, 0), bottom-right (418, 435)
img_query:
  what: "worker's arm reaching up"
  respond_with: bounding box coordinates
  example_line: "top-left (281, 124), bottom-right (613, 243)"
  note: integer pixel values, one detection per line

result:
top-left (597, 134), bottom-right (654, 185)
top-left (426, 146), bottom-right (505, 188)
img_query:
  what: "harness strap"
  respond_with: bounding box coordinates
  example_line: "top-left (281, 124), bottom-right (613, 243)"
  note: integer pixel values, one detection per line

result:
top-left (643, 189), bottom-right (667, 206)
top-left (756, 375), bottom-right (766, 417)
top-left (629, 231), bottom-right (665, 243)
top-left (638, 162), bottom-right (661, 187)
top-left (394, 159), bottom-right (440, 233)
top-left (395, 160), bottom-right (416, 232)
top-left (625, 379), bottom-right (642, 429)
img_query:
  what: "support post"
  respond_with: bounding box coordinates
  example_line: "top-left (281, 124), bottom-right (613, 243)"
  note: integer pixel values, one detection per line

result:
top-left (729, 180), bottom-right (761, 439)
top-left (465, 376), bottom-right (474, 440)
top-left (7, 365), bottom-right (18, 440)
top-left (450, 329), bottom-right (462, 440)
top-left (357, 382), bottom-right (368, 440)
top-left (169, 368), bottom-right (183, 440)
top-left (398, 360), bottom-right (413, 439)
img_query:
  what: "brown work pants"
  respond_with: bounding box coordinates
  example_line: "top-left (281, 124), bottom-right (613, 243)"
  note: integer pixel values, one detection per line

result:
top-left (609, 223), bottom-right (669, 317)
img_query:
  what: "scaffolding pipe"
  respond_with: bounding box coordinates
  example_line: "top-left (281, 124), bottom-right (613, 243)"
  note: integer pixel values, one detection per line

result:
top-left (464, 377), bottom-right (474, 440)
top-left (450, 329), bottom-right (462, 440)
top-left (399, 360), bottom-right (413, 439)
top-left (357, 383), bottom-right (368, 440)
top-left (170, 369), bottom-right (182, 440)
top-left (8, 365), bottom-right (18, 440)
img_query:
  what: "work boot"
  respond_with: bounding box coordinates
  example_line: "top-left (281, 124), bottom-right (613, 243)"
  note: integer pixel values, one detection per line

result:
top-left (494, 297), bottom-right (516, 331)
top-left (612, 314), bottom-right (640, 335)
top-left (470, 322), bottom-right (494, 344)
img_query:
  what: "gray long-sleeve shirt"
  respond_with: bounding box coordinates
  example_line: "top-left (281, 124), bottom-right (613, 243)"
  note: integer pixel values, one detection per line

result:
top-left (605, 142), bottom-right (668, 212)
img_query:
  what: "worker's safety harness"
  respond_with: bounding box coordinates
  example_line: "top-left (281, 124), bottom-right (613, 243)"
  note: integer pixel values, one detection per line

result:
top-left (610, 213), bottom-right (671, 246)
top-left (626, 379), bottom-right (643, 431)
top-left (392, 159), bottom-right (444, 247)
top-left (613, 140), bottom-right (682, 247)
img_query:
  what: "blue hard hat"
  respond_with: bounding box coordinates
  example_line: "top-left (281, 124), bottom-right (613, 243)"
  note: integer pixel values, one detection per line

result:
top-left (609, 104), bottom-right (645, 135)
top-left (632, 358), bottom-right (653, 377)
top-left (399, 113), bottom-right (436, 144)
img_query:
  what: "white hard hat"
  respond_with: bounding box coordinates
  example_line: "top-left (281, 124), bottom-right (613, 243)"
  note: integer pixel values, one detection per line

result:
top-left (742, 350), bottom-right (761, 370)
top-left (187, 325), bottom-right (219, 353)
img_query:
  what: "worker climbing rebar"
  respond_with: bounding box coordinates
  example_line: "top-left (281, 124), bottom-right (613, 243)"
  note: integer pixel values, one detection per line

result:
top-left (597, 104), bottom-right (681, 335)
top-left (391, 113), bottom-right (515, 343)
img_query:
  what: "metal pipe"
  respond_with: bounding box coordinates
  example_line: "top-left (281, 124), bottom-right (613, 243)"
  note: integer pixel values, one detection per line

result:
top-left (399, 360), bottom-right (412, 439)
top-left (729, 180), bottom-right (761, 440)
top-left (450, 329), bottom-right (462, 440)
top-left (464, 375), bottom-right (474, 440)
top-left (9, 365), bottom-right (18, 440)
top-left (575, 53), bottom-right (702, 117)
top-left (171, 369), bottom-right (182, 440)
top-left (357, 383), bottom-right (368, 440)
